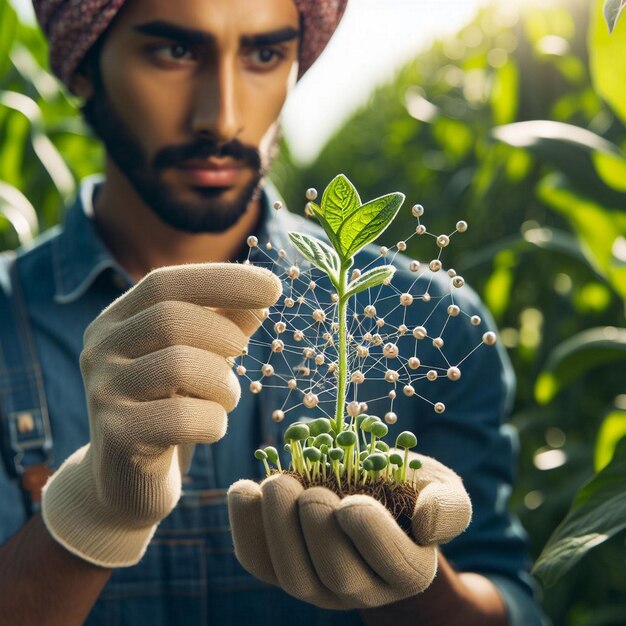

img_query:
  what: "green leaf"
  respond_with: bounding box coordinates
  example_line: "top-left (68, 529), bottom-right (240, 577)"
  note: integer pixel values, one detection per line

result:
top-left (532, 437), bottom-right (626, 587)
top-left (345, 265), bottom-right (396, 299)
top-left (537, 175), bottom-right (626, 301)
top-left (592, 0), bottom-right (626, 124)
top-left (595, 409), bottom-right (626, 472)
top-left (604, 0), bottom-right (626, 32)
top-left (535, 327), bottom-right (626, 404)
top-left (338, 192), bottom-right (405, 259)
top-left (287, 231), bottom-right (340, 282)
top-left (0, 0), bottom-right (17, 77)
top-left (320, 174), bottom-right (361, 236)
top-left (492, 120), bottom-right (626, 201)
top-left (306, 199), bottom-right (343, 257)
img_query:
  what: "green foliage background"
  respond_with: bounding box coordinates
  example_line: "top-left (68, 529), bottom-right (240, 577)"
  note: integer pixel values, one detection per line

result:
top-left (1, 0), bottom-right (625, 623)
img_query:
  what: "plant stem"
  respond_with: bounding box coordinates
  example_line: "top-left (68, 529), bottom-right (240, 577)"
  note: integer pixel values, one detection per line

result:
top-left (333, 266), bottom-right (349, 437)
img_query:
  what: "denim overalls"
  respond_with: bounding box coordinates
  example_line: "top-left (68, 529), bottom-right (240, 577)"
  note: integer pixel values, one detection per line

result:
top-left (0, 179), bottom-right (543, 625)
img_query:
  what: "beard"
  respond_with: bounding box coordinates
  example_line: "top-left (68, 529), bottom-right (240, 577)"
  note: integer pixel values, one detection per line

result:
top-left (82, 77), bottom-right (269, 234)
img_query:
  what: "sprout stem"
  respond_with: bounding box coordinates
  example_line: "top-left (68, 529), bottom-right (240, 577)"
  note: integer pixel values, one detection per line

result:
top-left (333, 266), bottom-right (349, 436)
top-left (263, 458), bottom-right (271, 477)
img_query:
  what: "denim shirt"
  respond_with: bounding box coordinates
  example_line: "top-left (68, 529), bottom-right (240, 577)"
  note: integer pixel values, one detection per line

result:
top-left (0, 177), bottom-right (546, 625)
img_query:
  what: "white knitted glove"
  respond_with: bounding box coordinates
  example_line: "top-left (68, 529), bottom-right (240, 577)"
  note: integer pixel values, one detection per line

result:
top-left (228, 452), bottom-right (471, 609)
top-left (42, 263), bottom-right (282, 568)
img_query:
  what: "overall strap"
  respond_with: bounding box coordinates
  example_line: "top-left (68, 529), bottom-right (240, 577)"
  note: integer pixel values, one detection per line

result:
top-left (0, 251), bottom-right (53, 513)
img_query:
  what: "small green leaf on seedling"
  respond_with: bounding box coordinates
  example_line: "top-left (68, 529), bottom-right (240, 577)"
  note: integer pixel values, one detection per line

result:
top-left (303, 447), bottom-right (322, 463)
top-left (329, 448), bottom-right (344, 462)
top-left (375, 441), bottom-right (390, 452)
top-left (320, 443), bottom-right (330, 456)
top-left (314, 433), bottom-right (334, 449)
top-left (371, 422), bottom-right (389, 438)
top-left (355, 414), bottom-right (369, 430)
top-left (361, 415), bottom-right (381, 432)
top-left (308, 417), bottom-right (333, 437)
top-left (284, 423), bottom-right (310, 442)
top-left (264, 447), bottom-right (279, 465)
top-left (345, 265), bottom-right (397, 299)
top-left (396, 431), bottom-right (418, 449)
top-left (254, 449), bottom-right (268, 461)
top-left (336, 430), bottom-right (357, 447)
top-left (409, 459), bottom-right (423, 471)
top-left (363, 453), bottom-right (388, 472)
top-left (389, 453), bottom-right (404, 467)
top-left (287, 233), bottom-right (340, 281)
top-left (359, 450), bottom-right (369, 462)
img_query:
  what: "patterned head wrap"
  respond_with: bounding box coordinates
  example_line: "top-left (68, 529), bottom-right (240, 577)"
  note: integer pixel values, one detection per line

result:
top-left (32, 0), bottom-right (348, 91)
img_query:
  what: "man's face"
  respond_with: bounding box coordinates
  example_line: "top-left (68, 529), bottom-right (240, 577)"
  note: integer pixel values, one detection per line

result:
top-left (83, 0), bottom-right (300, 233)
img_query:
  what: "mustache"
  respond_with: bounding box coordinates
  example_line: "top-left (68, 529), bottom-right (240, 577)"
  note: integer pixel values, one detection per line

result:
top-left (153, 137), bottom-right (262, 170)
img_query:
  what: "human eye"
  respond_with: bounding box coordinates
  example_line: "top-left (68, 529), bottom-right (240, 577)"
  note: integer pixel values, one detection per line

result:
top-left (151, 43), bottom-right (197, 65)
top-left (245, 46), bottom-right (286, 71)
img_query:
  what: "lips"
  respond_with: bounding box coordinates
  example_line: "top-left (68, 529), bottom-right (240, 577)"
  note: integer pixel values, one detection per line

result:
top-left (178, 158), bottom-right (243, 187)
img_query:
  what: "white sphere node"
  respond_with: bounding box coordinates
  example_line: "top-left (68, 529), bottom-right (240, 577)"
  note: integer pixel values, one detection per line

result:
top-left (448, 305), bottom-right (461, 317)
top-left (452, 276), bottom-right (465, 288)
top-left (416, 225), bottom-right (427, 235)
top-left (397, 241), bottom-right (407, 252)
top-left (303, 347), bottom-right (315, 359)
top-left (447, 268), bottom-right (457, 277)
top-left (456, 220), bottom-right (468, 233)
top-left (273, 201), bottom-right (283, 211)
top-left (403, 385), bottom-right (415, 397)
top-left (357, 345), bottom-right (369, 358)
top-left (427, 370), bottom-right (438, 381)
top-left (312, 309), bottom-right (326, 323)
top-left (364, 305), bottom-right (377, 318)
top-left (351, 370), bottom-right (365, 384)
top-left (274, 321), bottom-right (286, 334)
top-left (434, 402), bottom-right (446, 414)
top-left (284, 297), bottom-right (295, 308)
top-left (376, 318), bottom-right (385, 328)
top-left (483, 331), bottom-right (497, 346)
top-left (287, 378), bottom-right (298, 389)
top-left (347, 401), bottom-right (361, 417)
top-left (399, 324), bottom-right (408, 335)
top-left (305, 188), bottom-right (318, 201)
top-left (271, 339), bottom-right (284, 353)
top-left (433, 337), bottom-right (444, 349)
top-left (429, 259), bottom-right (442, 272)
top-left (413, 326), bottom-right (427, 340)
top-left (272, 410), bottom-right (285, 423)
top-left (412, 204), bottom-right (425, 218)
top-left (447, 366), bottom-right (461, 381)
top-left (261, 364), bottom-right (274, 377)
top-left (236, 365), bottom-right (247, 376)
top-left (380, 246), bottom-right (389, 257)
top-left (385, 369), bottom-right (399, 383)
top-left (410, 260), bottom-right (421, 272)
top-left (408, 357), bottom-right (421, 369)
top-left (288, 266), bottom-right (300, 280)
top-left (250, 381), bottom-right (263, 394)
top-left (400, 293), bottom-right (414, 306)
top-left (303, 393), bottom-right (319, 408)
top-left (388, 390), bottom-right (397, 400)
top-left (437, 235), bottom-right (450, 248)
top-left (383, 343), bottom-right (399, 359)
top-left (247, 236), bottom-right (258, 248)
top-left (471, 315), bottom-right (482, 326)
top-left (422, 293), bottom-right (431, 302)
top-left (315, 354), bottom-right (325, 366)
top-left (293, 330), bottom-right (304, 342)
top-left (385, 412), bottom-right (398, 424)
top-left (372, 333), bottom-right (383, 346)
top-left (351, 269), bottom-right (362, 281)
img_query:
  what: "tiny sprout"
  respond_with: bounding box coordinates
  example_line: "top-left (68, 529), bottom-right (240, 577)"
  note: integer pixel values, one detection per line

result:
top-left (303, 447), bottom-right (322, 463)
top-left (314, 433), bottom-right (333, 449)
top-left (389, 453), bottom-right (403, 467)
top-left (371, 422), bottom-right (389, 438)
top-left (254, 449), bottom-right (271, 477)
top-left (409, 459), bottom-right (423, 471)
top-left (328, 448), bottom-right (344, 462)
top-left (363, 453), bottom-right (388, 473)
top-left (396, 431), bottom-right (418, 450)
top-left (283, 443), bottom-right (291, 452)
top-left (320, 443), bottom-right (330, 456)
top-left (265, 446), bottom-right (282, 472)
top-left (308, 417), bottom-right (332, 436)
top-left (284, 423), bottom-right (310, 442)
top-left (359, 450), bottom-right (369, 463)
top-left (360, 415), bottom-right (381, 432)
top-left (375, 440), bottom-right (390, 452)
top-left (336, 430), bottom-right (357, 448)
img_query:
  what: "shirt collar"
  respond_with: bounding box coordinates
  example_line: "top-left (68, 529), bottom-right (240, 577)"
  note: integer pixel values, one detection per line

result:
top-left (52, 176), bottom-right (298, 304)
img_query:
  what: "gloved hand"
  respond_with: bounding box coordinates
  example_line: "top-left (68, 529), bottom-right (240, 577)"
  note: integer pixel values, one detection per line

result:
top-left (227, 451), bottom-right (471, 609)
top-left (42, 263), bottom-right (282, 568)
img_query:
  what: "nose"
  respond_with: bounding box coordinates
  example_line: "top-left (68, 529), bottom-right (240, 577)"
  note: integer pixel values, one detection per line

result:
top-left (191, 56), bottom-right (242, 142)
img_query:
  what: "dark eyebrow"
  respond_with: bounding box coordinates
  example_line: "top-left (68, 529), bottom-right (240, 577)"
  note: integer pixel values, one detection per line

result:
top-left (133, 21), bottom-right (215, 44)
top-left (240, 27), bottom-right (300, 47)
top-left (133, 21), bottom-right (300, 47)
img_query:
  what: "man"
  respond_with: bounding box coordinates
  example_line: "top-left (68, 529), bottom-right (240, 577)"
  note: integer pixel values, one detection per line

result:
top-left (0, 0), bottom-right (546, 624)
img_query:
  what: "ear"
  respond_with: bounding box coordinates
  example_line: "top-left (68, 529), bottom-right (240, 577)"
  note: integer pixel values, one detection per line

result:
top-left (70, 71), bottom-right (95, 99)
